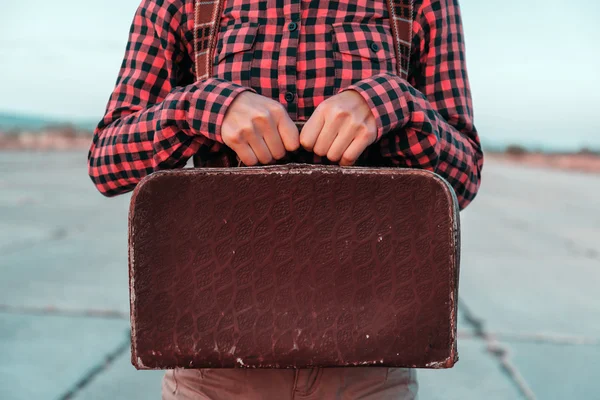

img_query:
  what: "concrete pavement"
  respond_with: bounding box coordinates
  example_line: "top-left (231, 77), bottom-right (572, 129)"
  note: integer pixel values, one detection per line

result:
top-left (1, 151), bottom-right (598, 399)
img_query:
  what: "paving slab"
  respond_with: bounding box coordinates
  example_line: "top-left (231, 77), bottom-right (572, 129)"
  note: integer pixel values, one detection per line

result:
top-left (0, 173), bottom-right (130, 237)
top-left (0, 152), bottom-right (132, 313)
top-left (0, 232), bottom-right (130, 313)
top-left (2, 154), bottom-right (599, 399)
top-left (0, 313), bottom-right (129, 400)
top-left (458, 252), bottom-right (600, 338)
top-left (481, 163), bottom-right (600, 209)
top-left (72, 350), bottom-right (164, 400)
top-left (466, 201), bottom-right (599, 260)
top-left (0, 223), bottom-right (51, 252)
top-left (459, 206), bottom-right (575, 259)
top-left (418, 337), bottom-right (522, 400)
top-left (455, 164), bottom-right (600, 339)
top-left (475, 164), bottom-right (600, 254)
top-left (74, 339), bottom-right (516, 400)
top-left (506, 340), bottom-right (600, 400)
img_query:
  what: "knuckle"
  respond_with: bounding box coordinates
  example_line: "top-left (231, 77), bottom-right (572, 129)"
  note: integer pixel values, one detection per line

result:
top-left (267, 102), bottom-right (285, 115)
top-left (358, 126), bottom-right (371, 138)
top-left (352, 123), bottom-right (373, 141)
top-left (240, 126), bottom-right (255, 139)
top-left (327, 151), bottom-right (341, 162)
top-left (225, 130), bottom-right (243, 145)
top-left (251, 110), bottom-right (271, 124)
top-left (331, 105), bottom-right (350, 118)
top-left (250, 106), bottom-right (271, 122)
top-left (244, 157), bottom-right (258, 166)
top-left (262, 156), bottom-right (274, 165)
top-left (316, 101), bottom-right (331, 114)
top-left (287, 137), bottom-right (301, 152)
top-left (341, 155), bottom-right (355, 165)
top-left (313, 146), bottom-right (327, 157)
top-left (299, 137), bottom-right (312, 150)
top-left (273, 150), bottom-right (286, 160)
top-left (361, 129), bottom-right (377, 142)
top-left (348, 119), bottom-right (364, 133)
top-left (317, 98), bottom-right (329, 109)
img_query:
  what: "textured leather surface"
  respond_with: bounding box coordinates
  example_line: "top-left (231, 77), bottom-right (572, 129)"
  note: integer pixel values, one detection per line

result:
top-left (129, 164), bottom-right (460, 370)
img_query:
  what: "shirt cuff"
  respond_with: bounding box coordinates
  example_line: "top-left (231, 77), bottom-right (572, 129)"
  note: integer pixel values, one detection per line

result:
top-left (188, 78), bottom-right (257, 144)
top-left (338, 73), bottom-right (410, 140)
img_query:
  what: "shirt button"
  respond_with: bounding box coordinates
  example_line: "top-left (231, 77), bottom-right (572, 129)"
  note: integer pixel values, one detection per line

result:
top-left (284, 92), bottom-right (295, 103)
top-left (288, 22), bottom-right (298, 32)
top-left (369, 42), bottom-right (380, 52)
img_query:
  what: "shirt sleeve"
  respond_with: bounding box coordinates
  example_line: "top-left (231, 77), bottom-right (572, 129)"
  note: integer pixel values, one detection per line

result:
top-left (338, 0), bottom-right (483, 210)
top-left (87, 0), bottom-right (256, 197)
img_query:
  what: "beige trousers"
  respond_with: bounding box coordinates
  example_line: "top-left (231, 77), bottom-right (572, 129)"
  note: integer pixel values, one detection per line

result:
top-left (162, 367), bottom-right (418, 399)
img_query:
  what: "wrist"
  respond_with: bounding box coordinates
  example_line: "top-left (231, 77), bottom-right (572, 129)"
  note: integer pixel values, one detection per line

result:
top-left (339, 73), bottom-right (408, 140)
top-left (189, 78), bottom-right (257, 143)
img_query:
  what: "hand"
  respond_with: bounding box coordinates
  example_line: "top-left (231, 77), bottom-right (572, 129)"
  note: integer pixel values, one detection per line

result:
top-left (299, 90), bottom-right (377, 166)
top-left (222, 91), bottom-right (300, 166)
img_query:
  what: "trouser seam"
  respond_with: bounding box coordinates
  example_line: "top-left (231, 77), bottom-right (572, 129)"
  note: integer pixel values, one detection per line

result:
top-left (292, 369), bottom-right (299, 398)
top-left (295, 368), bottom-right (323, 397)
top-left (172, 369), bottom-right (179, 395)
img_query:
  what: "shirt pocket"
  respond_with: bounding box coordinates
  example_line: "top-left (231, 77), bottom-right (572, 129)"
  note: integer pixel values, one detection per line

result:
top-left (213, 22), bottom-right (260, 88)
top-left (331, 21), bottom-right (396, 93)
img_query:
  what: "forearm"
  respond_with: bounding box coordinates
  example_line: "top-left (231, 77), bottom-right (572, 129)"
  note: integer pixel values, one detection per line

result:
top-left (342, 73), bottom-right (482, 209)
top-left (88, 78), bottom-right (253, 197)
top-left (86, 0), bottom-right (257, 197)
top-left (340, 0), bottom-right (483, 209)
top-left (385, 82), bottom-right (482, 210)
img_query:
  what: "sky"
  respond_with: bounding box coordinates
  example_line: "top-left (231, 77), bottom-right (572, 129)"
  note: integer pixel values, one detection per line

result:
top-left (1, 0), bottom-right (599, 150)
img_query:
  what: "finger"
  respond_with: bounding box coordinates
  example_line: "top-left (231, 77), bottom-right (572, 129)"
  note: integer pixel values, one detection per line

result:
top-left (327, 121), bottom-right (355, 162)
top-left (339, 137), bottom-right (369, 166)
top-left (255, 114), bottom-right (286, 160)
top-left (313, 114), bottom-right (339, 157)
top-left (277, 114), bottom-right (300, 152)
top-left (234, 142), bottom-right (259, 166)
top-left (299, 108), bottom-right (325, 151)
top-left (245, 130), bottom-right (273, 165)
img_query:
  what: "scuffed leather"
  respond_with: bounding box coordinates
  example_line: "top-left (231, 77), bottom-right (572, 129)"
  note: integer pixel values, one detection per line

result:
top-left (128, 164), bottom-right (460, 370)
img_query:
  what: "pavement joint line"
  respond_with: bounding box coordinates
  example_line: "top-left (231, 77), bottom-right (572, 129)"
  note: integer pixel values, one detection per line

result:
top-left (459, 298), bottom-right (537, 400)
top-left (58, 330), bottom-right (132, 400)
top-left (0, 304), bottom-right (129, 320)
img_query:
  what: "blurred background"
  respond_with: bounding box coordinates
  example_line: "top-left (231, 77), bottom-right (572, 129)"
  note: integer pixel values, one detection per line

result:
top-left (1, 0), bottom-right (599, 399)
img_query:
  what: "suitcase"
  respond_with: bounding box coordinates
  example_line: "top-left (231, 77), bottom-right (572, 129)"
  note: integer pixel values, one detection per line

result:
top-left (128, 163), bottom-right (460, 369)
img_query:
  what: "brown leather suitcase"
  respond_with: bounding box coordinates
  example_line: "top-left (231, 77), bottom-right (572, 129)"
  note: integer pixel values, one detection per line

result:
top-left (128, 164), bottom-right (460, 370)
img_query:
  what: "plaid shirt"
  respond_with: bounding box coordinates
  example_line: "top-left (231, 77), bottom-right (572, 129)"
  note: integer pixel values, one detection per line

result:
top-left (88, 0), bottom-right (483, 209)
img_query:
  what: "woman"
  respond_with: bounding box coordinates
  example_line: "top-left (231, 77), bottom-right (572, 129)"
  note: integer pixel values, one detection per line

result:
top-left (88, 0), bottom-right (483, 397)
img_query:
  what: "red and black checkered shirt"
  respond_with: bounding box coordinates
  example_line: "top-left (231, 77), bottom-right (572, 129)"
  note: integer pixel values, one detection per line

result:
top-left (88, 0), bottom-right (483, 209)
